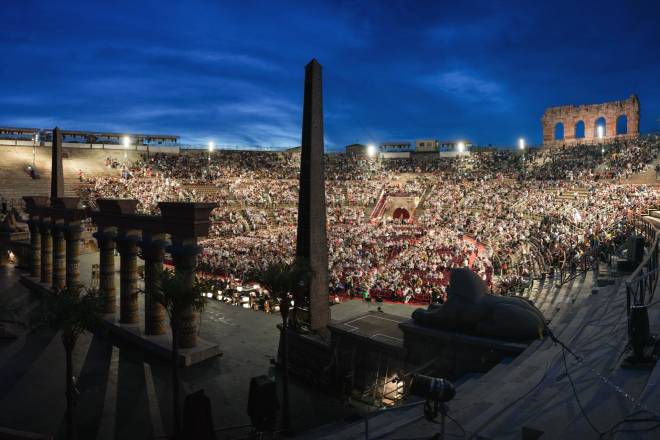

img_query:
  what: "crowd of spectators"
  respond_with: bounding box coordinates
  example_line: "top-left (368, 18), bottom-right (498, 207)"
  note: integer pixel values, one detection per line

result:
top-left (77, 135), bottom-right (660, 308)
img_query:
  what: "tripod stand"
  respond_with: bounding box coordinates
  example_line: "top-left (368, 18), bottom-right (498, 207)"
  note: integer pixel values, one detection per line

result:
top-left (425, 398), bottom-right (449, 439)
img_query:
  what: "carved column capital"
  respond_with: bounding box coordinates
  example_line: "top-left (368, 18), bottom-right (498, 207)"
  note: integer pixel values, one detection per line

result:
top-left (140, 234), bottom-right (170, 261)
top-left (94, 227), bottom-right (118, 253)
top-left (50, 221), bottom-right (66, 239)
top-left (38, 218), bottom-right (52, 235)
top-left (28, 217), bottom-right (41, 234)
top-left (64, 222), bottom-right (83, 242)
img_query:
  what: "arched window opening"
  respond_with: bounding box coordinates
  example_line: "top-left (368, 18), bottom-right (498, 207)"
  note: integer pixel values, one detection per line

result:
top-left (575, 120), bottom-right (585, 139)
top-left (595, 117), bottom-right (606, 138)
top-left (554, 122), bottom-right (564, 140)
top-left (616, 115), bottom-right (628, 135)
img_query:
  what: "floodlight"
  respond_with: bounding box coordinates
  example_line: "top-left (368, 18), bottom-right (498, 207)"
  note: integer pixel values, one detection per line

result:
top-left (367, 144), bottom-right (377, 157)
top-left (123, 136), bottom-right (130, 159)
top-left (209, 141), bottom-right (214, 152)
top-left (457, 141), bottom-right (465, 152)
top-left (597, 126), bottom-right (604, 139)
top-left (518, 138), bottom-right (525, 150)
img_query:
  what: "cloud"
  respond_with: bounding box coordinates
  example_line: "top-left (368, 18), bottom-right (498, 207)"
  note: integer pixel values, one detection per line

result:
top-left (141, 47), bottom-right (281, 73)
top-left (421, 70), bottom-right (510, 107)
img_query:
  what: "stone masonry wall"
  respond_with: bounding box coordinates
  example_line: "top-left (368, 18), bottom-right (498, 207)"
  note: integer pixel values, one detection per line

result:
top-left (541, 95), bottom-right (640, 146)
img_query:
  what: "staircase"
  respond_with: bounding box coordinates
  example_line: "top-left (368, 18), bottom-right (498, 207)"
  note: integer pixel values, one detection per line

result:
top-left (369, 191), bottom-right (387, 222)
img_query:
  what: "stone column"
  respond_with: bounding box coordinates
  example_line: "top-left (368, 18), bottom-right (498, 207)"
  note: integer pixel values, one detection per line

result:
top-left (141, 233), bottom-right (169, 335)
top-left (117, 231), bottom-right (141, 324)
top-left (94, 227), bottom-right (118, 314)
top-left (39, 218), bottom-right (53, 285)
top-left (28, 217), bottom-right (41, 278)
top-left (64, 222), bottom-right (83, 290)
top-left (168, 238), bottom-right (201, 348)
top-left (51, 222), bottom-right (66, 291)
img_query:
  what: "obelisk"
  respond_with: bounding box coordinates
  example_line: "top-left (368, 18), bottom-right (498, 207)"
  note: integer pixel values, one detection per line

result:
top-left (296, 59), bottom-right (329, 331)
top-left (51, 127), bottom-right (64, 200)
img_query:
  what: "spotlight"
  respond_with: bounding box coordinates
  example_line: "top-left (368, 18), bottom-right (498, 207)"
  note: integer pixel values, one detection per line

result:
top-left (410, 374), bottom-right (455, 402)
top-left (597, 125), bottom-right (604, 139)
top-left (457, 141), bottom-right (465, 153)
top-left (518, 138), bottom-right (525, 150)
top-left (367, 144), bottom-right (377, 157)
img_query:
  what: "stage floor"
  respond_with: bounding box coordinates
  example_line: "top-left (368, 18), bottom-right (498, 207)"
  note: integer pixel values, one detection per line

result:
top-left (330, 311), bottom-right (408, 348)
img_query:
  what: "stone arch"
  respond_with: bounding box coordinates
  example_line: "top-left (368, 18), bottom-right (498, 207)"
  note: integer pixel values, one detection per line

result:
top-left (554, 122), bottom-right (564, 140)
top-left (594, 117), bottom-right (606, 138)
top-left (574, 120), bottom-right (585, 139)
top-left (616, 114), bottom-right (628, 135)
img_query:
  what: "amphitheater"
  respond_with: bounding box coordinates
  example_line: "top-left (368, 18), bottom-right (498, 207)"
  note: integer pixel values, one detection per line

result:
top-left (2, 132), bottom-right (660, 439)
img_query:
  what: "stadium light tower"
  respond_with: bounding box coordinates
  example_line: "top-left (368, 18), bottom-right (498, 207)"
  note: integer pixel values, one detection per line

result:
top-left (208, 141), bottom-right (214, 165)
top-left (32, 132), bottom-right (39, 168)
top-left (123, 136), bottom-right (130, 159)
top-left (519, 138), bottom-right (527, 178)
top-left (367, 144), bottom-right (377, 157)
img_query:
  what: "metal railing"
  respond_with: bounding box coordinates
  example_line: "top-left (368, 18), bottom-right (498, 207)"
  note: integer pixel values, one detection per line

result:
top-left (625, 235), bottom-right (659, 308)
top-left (625, 219), bottom-right (660, 337)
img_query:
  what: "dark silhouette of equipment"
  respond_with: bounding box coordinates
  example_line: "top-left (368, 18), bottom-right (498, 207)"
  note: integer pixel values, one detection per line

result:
top-left (182, 389), bottom-right (216, 440)
top-left (410, 374), bottom-right (455, 402)
top-left (247, 375), bottom-right (279, 431)
top-left (410, 374), bottom-right (457, 439)
top-left (617, 235), bottom-right (645, 272)
top-left (628, 304), bottom-right (651, 363)
top-left (627, 235), bottom-right (645, 265)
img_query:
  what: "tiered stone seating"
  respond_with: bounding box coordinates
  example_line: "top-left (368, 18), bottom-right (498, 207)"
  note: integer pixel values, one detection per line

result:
top-left (642, 209), bottom-right (660, 229)
top-left (0, 146), bottom-right (123, 206)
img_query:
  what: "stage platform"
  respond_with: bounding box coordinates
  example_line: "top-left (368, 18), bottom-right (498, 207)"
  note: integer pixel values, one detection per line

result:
top-left (329, 311), bottom-right (406, 350)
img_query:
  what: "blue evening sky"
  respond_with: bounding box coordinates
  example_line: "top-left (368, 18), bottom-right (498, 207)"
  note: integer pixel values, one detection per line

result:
top-left (1, 0), bottom-right (659, 150)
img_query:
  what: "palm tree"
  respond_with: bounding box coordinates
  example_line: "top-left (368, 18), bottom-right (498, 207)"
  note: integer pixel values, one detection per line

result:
top-left (248, 258), bottom-right (312, 434)
top-left (146, 268), bottom-right (207, 439)
top-left (42, 286), bottom-right (104, 440)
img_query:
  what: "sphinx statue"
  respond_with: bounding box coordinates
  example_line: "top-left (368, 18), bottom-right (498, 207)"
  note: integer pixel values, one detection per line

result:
top-left (412, 268), bottom-right (546, 341)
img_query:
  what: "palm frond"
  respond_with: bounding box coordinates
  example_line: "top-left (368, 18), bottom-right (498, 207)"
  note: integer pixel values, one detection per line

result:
top-left (247, 257), bottom-right (313, 299)
top-left (42, 286), bottom-right (104, 339)
top-left (144, 268), bottom-right (208, 318)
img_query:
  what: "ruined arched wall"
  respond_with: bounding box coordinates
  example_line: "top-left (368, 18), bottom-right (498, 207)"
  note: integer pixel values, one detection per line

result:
top-left (541, 95), bottom-right (640, 146)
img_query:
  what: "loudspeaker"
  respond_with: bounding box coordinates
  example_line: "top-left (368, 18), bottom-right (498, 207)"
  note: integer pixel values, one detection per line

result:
top-left (247, 375), bottom-right (279, 431)
top-left (627, 236), bottom-right (645, 264)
